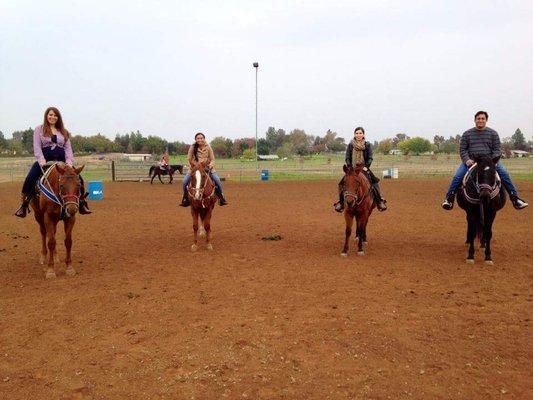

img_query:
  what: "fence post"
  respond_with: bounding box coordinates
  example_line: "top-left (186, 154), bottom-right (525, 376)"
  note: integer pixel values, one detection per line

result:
top-left (111, 161), bottom-right (116, 182)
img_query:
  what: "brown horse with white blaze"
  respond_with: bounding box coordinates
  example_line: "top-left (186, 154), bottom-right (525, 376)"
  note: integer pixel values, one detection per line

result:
top-left (31, 163), bottom-right (85, 279)
top-left (341, 164), bottom-right (375, 256)
top-left (187, 162), bottom-right (217, 252)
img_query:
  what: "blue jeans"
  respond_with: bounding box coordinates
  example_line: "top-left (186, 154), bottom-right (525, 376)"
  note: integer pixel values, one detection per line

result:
top-left (183, 171), bottom-right (224, 197)
top-left (446, 162), bottom-right (518, 198)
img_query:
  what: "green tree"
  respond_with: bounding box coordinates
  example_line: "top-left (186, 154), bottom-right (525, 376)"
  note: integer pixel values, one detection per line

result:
top-left (377, 138), bottom-right (393, 155)
top-left (257, 138), bottom-right (270, 155)
top-left (0, 131), bottom-right (6, 150)
top-left (289, 129), bottom-right (312, 155)
top-left (242, 148), bottom-right (255, 160)
top-left (398, 137), bottom-right (432, 155)
top-left (265, 127), bottom-right (286, 152)
top-left (433, 135), bottom-right (445, 152)
top-left (392, 133), bottom-right (410, 148)
top-left (276, 142), bottom-right (294, 159)
top-left (210, 136), bottom-right (233, 158)
top-left (511, 128), bottom-right (526, 150)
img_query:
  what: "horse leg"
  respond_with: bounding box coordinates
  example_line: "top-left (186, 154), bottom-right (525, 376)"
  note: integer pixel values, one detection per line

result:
top-left (341, 211), bottom-right (353, 256)
top-left (483, 211), bottom-right (496, 265)
top-left (356, 214), bottom-right (366, 255)
top-left (169, 173), bottom-right (173, 184)
top-left (191, 209), bottom-right (199, 252)
top-left (44, 214), bottom-right (58, 279)
top-left (465, 212), bottom-right (476, 263)
top-left (158, 172), bottom-right (164, 184)
top-left (64, 218), bottom-right (76, 276)
top-left (150, 172), bottom-right (155, 184)
top-left (36, 212), bottom-right (47, 265)
top-left (204, 208), bottom-right (213, 251)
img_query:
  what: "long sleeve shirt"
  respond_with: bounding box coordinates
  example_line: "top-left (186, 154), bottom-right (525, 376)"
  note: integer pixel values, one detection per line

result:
top-left (344, 141), bottom-right (373, 168)
top-left (33, 125), bottom-right (74, 165)
top-left (459, 127), bottom-right (501, 164)
top-left (187, 144), bottom-right (215, 171)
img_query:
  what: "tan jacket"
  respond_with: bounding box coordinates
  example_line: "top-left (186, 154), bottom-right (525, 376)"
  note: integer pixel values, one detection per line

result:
top-left (187, 144), bottom-right (215, 171)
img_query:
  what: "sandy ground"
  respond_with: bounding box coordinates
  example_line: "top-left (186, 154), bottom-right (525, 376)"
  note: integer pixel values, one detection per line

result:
top-left (0, 179), bottom-right (531, 399)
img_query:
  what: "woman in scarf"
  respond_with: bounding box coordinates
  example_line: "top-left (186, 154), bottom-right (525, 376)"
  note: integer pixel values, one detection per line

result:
top-left (334, 127), bottom-right (387, 212)
top-left (179, 132), bottom-right (228, 207)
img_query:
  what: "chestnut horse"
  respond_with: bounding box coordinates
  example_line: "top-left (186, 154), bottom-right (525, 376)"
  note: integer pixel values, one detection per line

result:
top-left (341, 164), bottom-right (375, 256)
top-left (187, 162), bottom-right (217, 252)
top-left (31, 163), bottom-right (85, 279)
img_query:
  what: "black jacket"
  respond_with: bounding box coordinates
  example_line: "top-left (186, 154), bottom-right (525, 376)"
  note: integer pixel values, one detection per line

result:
top-left (345, 141), bottom-right (373, 168)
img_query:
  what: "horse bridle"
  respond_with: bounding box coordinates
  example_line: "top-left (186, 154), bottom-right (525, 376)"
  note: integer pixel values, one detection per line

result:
top-left (58, 173), bottom-right (81, 213)
top-left (462, 163), bottom-right (501, 205)
top-left (188, 169), bottom-right (215, 208)
top-left (344, 180), bottom-right (371, 208)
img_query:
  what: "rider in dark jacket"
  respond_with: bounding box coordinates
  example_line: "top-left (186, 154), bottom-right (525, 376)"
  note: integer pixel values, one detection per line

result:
top-left (334, 127), bottom-right (387, 212)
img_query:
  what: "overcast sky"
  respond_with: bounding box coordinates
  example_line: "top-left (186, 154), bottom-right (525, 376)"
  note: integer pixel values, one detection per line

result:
top-left (1, 0), bottom-right (532, 143)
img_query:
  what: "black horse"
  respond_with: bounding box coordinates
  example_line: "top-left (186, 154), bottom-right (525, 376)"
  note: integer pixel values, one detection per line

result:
top-left (456, 156), bottom-right (506, 265)
top-left (148, 164), bottom-right (184, 184)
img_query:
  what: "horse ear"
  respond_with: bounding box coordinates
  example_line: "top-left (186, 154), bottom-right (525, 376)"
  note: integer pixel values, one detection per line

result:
top-left (75, 165), bottom-right (85, 174)
top-left (56, 163), bottom-right (66, 174)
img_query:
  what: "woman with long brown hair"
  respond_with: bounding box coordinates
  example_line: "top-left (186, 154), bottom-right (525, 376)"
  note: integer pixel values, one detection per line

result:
top-left (14, 107), bottom-right (91, 217)
top-left (334, 126), bottom-right (387, 213)
top-left (179, 132), bottom-right (227, 207)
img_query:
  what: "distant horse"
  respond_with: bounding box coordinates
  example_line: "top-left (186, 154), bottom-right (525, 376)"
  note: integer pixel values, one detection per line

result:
top-left (340, 164), bottom-right (375, 256)
top-left (148, 164), bottom-right (184, 184)
top-left (457, 156), bottom-right (506, 265)
top-left (30, 163), bottom-right (85, 279)
top-left (187, 162), bottom-right (217, 252)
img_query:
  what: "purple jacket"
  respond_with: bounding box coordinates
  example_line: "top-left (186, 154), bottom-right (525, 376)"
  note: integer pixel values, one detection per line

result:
top-left (33, 125), bottom-right (74, 165)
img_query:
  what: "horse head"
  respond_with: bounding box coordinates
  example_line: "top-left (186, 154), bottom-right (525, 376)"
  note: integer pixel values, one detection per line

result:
top-left (342, 163), bottom-right (366, 208)
top-left (189, 162), bottom-right (214, 202)
top-left (55, 163), bottom-right (84, 217)
top-left (472, 155), bottom-right (499, 200)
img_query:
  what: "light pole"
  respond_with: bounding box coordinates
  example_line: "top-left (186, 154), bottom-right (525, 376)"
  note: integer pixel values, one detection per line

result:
top-left (253, 62), bottom-right (259, 167)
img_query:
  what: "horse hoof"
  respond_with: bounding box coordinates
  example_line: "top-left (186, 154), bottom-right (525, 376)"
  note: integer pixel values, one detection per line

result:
top-left (199, 230), bottom-right (206, 238)
top-left (66, 268), bottom-right (76, 276)
top-left (206, 244), bottom-right (213, 251)
top-left (340, 252), bottom-right (347, 257)
top-left (191, 244), bottom-right (198, 252)
top-left (466, 259), bottom-right (474, 264)
top-left (485, 260), bottom-right (494, 266)
top-left (357, 251), bottom-right (365, 256)
top-left (45, 271), bottom-right (56, 279)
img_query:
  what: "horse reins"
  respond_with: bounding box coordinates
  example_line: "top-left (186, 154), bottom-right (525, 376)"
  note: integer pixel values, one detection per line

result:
top-left (188, 170), bottom-right (215, 208)
top-left (39, 163), bottom-right (80, 216)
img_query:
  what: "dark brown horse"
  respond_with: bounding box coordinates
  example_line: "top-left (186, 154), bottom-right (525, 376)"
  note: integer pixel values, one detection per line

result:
top-left (149, 164), bottom-right (184, 184)
top-left (457, 156), bottom-right (506, 265)
top-left (31, 163), bottom-right (85, 279)
top-left (341, 164), bottom-right (375, 256)
top-left (187, 162), bottom-right (217, 252)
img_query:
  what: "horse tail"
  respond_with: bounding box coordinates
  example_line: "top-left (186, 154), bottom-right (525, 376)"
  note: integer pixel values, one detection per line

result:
top-left (149, 166), bottom-right (154, 176)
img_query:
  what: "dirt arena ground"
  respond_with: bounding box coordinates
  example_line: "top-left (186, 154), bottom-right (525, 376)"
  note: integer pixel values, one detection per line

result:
top-left (0, 179), bottom-right (531, 399)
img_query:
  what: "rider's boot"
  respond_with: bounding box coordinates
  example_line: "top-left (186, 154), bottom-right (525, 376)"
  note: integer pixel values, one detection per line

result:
top-left (14, 194), bottom-right (31, 218)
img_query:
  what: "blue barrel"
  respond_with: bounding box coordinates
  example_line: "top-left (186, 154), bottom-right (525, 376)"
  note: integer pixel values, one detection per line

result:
top-left (87, 181), bottom-right (104, 200)
top-left (261, 169), bottom-right (269, 181)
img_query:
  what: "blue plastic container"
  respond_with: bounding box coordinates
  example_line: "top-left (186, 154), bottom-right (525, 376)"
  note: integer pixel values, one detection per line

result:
top-left (261, 170), bottom-right (269, 181)
top-left (87, 181), bottom-right (104, 200)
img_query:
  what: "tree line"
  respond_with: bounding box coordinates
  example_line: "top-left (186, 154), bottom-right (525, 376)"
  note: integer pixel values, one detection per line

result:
top-left (0, 127), bottom-right (529, 158)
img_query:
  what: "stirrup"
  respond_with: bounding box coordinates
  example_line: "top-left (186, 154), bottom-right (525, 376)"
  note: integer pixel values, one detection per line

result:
top-left (334, 202), bottom-right (343, 213)
top-left (377, 200), bottom-right (387, 211)
top-left (14, 204), bottom-right (29, 218)
top-left (179, 198), bottom-right (190, 207)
